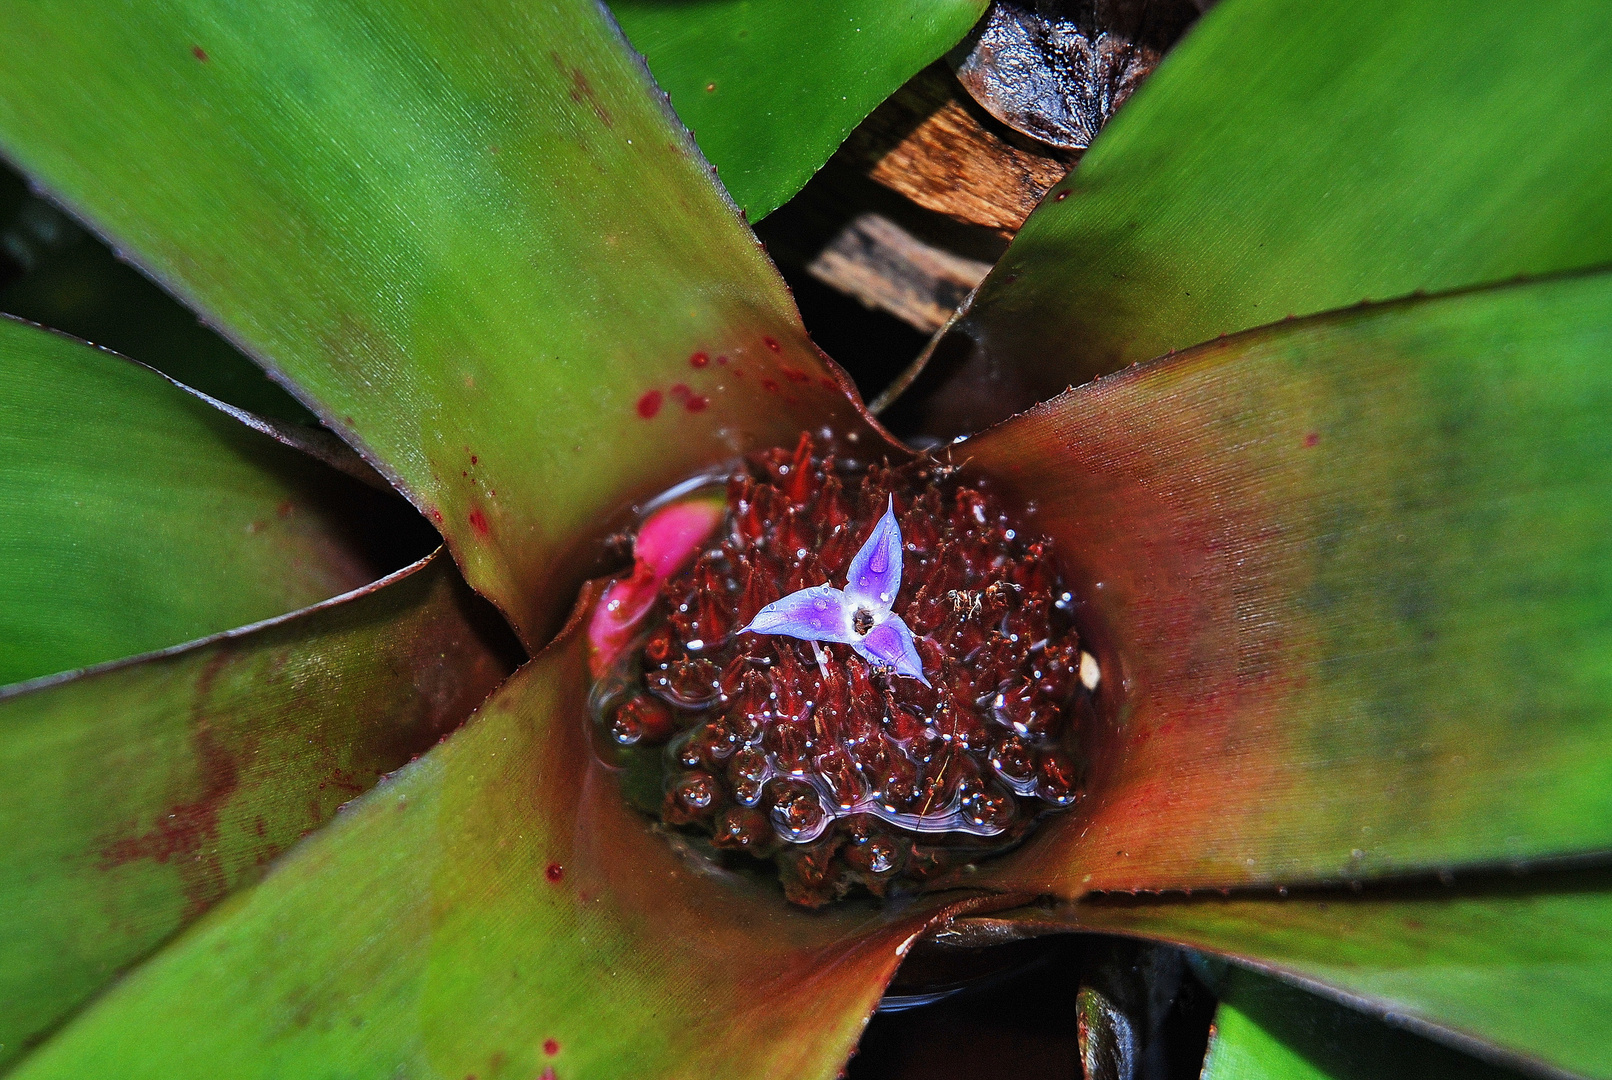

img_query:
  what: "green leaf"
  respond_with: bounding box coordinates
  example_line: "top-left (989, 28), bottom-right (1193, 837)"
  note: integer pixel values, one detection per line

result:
top-left (609, 0), bottom-right (989, 220)
top-left (913, 0), bottom-right (1612, 432)
top-left (1057, 882), bottom-right (1612, 1079)
top-left (0, 0), bottom-right (876, 647)
top-left (1201, 970), bottom-right (1525, 1080)
top-left (954, 270), bottom-right (1612, 894)
top-left (12, 624), bottom-right (961, 1080)
top-left (0, 219), bottom-right (313, 422)
top-left (0, 550), bottom-right (515, 1068)
top-left (0, 316), bottom-right (424, 686)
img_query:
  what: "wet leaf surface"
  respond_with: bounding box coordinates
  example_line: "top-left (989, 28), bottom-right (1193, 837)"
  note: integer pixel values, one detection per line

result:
top-left (12, 620), bottom-right (983, 1080)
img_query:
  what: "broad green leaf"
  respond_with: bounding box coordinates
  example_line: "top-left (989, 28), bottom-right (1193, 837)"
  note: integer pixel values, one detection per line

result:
top-left (0, 218), bottom-right (312, 421)
top-left (609, 0), bottom-right (989, 220)
top-left (0, 0), bottom-right (877, 648)
top-left (14, 624), bottom-right (965, 1080)
top-left (1201, 971), bottom-right (1523, 1080)
top-left (911, 0), bottom-right (1612, 433)
top-left (1051, 882), bottom-right (1612, 1079)
top-left (953, 271), bottom-right (1612, 894)
top-left (0, 316), bottom-right (426, 686)
top-left (0, 551), bottom-right (514, 1066)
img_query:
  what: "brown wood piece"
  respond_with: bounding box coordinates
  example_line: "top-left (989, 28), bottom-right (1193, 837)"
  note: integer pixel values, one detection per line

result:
top-left (835, 63), bottom-right (1078, 234)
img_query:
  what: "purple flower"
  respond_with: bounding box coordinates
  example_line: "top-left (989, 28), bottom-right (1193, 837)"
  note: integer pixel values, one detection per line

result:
top-left (741, 496), bottom-right (930, 685)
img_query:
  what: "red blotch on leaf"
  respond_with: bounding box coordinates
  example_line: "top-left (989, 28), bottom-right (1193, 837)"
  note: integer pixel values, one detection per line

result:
top-left (763, 336), bottom-right (781, 352)
top-left (1304, 432), bottom-right (1320, 447)
top-left (761, 378), bottom-right (780, 393)
top-left (98, 655), bottom-right (240, 918)
top-left (782, 368), bottom-right (810, 383)
top-left (668, 384), bottom-right (709, 412)
top-left (637, 390), bottom-right (663, 419)
top-left (690, 351), bottom-right (709, 368)
top-left (468, 508), bottom-right (490, 536)
top-left (545, 862), bottom-right (565, 882)
top-left (544, 1039), bottom-right (560, 1056)
top-left (191, 45), bottom-right (209, 62)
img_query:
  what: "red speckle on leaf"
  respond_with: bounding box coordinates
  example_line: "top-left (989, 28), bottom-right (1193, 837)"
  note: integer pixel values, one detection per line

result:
top-left (782, 368), bottom-right (810, 383)
top-left (1304, 432), bottom-right (1320, 447)
top-left (276, 500), bottom-right (295, 519)
top-left (552, 51), bottom-right (613, 127)
top-left (763, 336), bottom-right (781, 352)
top-left (191, 45), bottom-right (208, 62)
top-left (637, 390), bottom-right (663, 419)
top-left (820, 377), bottom-right (837, 390)
top-left (545, 862), bottom-right (564, 882)
top-left (429, 507), bottom-right (445, 524)
top-left (761, 378), bottom-right (780, 393)
top-left (690, 351), bottom-right (709, 368)
top-left (470, 454), bottom-right (479, 465)
top-left (669, 383), bottom-right (692, 403)
top-left (468, 508), bottom-right (490, 536)
top-left (541, 1069), bottom-right (558, 1080)
top-left (715, 354), bottom-right (730, 365)
top-left (544, 1039), bottom-right (560, 1056)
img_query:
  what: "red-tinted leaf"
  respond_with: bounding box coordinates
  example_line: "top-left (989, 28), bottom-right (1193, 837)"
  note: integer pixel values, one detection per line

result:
top-left (12, 607), bottom-right (987, 1079)
top-left (953, 271), bottom-right (1612, 894)
top-left (0, 552), bottom-right (514, 1065)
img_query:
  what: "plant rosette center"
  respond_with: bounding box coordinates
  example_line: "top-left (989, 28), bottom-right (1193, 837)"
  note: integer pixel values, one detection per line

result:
top-left (588, 433), bottom-right (1096, 906)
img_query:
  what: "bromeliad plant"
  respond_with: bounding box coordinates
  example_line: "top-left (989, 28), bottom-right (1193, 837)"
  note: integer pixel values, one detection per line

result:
top-left (1, 1), bottom-right (1611, 1078)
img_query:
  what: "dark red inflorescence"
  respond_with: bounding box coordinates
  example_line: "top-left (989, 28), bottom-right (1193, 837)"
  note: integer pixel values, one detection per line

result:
top-left (598, 433), bottom-right (1090, 906)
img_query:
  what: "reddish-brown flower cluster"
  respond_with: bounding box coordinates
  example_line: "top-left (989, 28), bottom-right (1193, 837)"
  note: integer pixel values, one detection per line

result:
top-left (600, 434), bottom-right (1091, 906)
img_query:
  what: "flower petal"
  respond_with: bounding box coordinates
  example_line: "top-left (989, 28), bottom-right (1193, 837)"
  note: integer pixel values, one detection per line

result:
top-left (0, 0), bottom-right (878, 650)
top-left (853, 614), bottom-right (929, 685)
top-left (843, 494), bottom-right (903, 611)
top-left (743, 584), bottom-right (859, 644)
top-left (9, 622), bottom-right (974, 1080)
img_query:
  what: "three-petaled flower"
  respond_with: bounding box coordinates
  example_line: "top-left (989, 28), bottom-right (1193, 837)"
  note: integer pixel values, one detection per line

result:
top-left (740, 496), bottom-right (931, 685)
